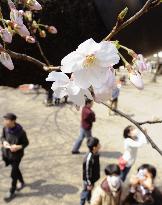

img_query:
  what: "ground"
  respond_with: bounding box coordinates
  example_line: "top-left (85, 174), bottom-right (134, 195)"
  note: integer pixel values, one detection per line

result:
top-left (0, 73), bottom-right (162, 205)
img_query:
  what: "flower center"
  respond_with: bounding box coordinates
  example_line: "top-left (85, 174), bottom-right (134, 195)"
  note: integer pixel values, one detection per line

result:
top-left (83, 54), bottom-right (96, 68)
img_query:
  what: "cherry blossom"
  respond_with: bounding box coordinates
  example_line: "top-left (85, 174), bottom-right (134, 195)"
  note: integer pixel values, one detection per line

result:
top-left (0, 27), bottom-right (12, 43)
top-left (133, 54), bottom-right (148, 73)
top-left (47, 26), bottom-right (57, 34)
top-left (14, 24), bottom-right (30, 37)
top-left (0, 52), bottom-right (14, 70)
top-left (61, 38), bottom-right (120, 89)
top-left (46, 72), bottom-right (93, 106)
top-left (129, 70), bottom-right (144, 90)
top-left (10, 9), bottom-right (24, 26)
top-left (94, 68), bottom-right (116, 102)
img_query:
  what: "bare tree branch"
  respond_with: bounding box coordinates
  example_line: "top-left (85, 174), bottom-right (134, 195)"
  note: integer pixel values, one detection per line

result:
top-left (101, 102), bottom-right (162, 156)
top-left (7, 49), bottom-right (46, 68)
top-left (35, 40), bottom-right (50, 66)
top-left (7, 50), bottom-right (60, 71)
top-left (139, 120), bottom-right (162, 125)
top-left (104, 0), bottom-right (161, 41)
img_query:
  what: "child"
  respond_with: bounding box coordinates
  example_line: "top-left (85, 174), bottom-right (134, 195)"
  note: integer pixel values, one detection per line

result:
top-left (80, 137), bottom-right (101, 205)
top-left (91, 164), bottom-right (122, 205)
top-left (122, 164), bottom-right (162, 205)
top-left (119, 125), bottom-right (147, 182)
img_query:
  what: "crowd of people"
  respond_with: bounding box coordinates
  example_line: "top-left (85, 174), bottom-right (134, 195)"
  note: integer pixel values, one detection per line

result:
top-left (1, 96), bottom-right (162, 204)
top-left (72, 99), bottom-right (162, 205)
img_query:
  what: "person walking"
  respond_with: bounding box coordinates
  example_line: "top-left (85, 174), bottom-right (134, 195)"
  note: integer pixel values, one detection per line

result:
top-left (72, 99), bottom-right (96, 154)
top-left (91, 164), bottom-right (122, 205)
top-left (80, 137), bottom-right (101, 205)
top-left (119, 125), bottom-right (147, 182)
top-left (1, 113), bottom-right (29, 202)
top-left (109, 82), bottom-right (121, 115)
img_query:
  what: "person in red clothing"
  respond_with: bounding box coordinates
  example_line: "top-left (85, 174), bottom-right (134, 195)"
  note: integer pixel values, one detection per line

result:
top-left (72, 99), bottom-right (96, 154)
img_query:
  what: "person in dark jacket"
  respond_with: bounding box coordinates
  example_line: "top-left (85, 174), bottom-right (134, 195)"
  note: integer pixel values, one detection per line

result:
top-left (1, 113), bottom-right (29, 202)
top-left (72, 99), bottom-right (96, 154)
top-left (80, 137), bottom-right (100, 205)
top-left (122, 164), bottom-right (162, 205)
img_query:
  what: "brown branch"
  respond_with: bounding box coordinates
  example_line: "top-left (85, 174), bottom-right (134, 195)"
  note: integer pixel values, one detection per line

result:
top-left (104, 0), bottom-right (161, 41)
top-left (7, 49), bottom-right (46, 68)
top-left (101, 102), bottom-right (162, 156)
top-left (6, 50), bottom-right (60, 71)
top-left (35, 40), bottom-right (50, 66)
top-left (139, 120), bottom-right (162, 125)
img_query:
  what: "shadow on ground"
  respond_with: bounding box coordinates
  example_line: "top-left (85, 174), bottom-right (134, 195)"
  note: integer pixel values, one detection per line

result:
top-left (17, 180), bottom-right (79, 199)
top-left (101, 151), bottom-right (122, 159)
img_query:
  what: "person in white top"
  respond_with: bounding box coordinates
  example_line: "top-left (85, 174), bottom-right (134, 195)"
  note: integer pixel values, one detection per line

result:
top-left (120, 125), bottom-right (148, 182)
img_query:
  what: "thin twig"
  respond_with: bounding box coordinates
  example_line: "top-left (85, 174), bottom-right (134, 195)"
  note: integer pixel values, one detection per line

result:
top-left (35, 40), bottom-right (50, 66)
top-left (139, 120), bottom-right (162, 125)
top-left (7, 50), bottom-right (60, 71)
top-left (101, 102), bottom-right (162, 156)
top-left (104, 0), bottom-right (160, 41)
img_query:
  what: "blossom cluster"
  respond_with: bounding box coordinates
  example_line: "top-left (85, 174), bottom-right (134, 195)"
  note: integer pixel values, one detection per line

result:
top-left (0, 0), bottom-right (57, 70)
top-left (46, 38), bottom-right (150, 107)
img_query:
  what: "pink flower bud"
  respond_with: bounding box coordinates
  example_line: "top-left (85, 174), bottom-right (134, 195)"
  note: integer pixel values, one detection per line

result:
top-left (39, 30), bottom-right (46, 38)
top-left (0, 52), bottom-right (14, 70)
top-left (48, 26), bottom-right (57, 34)
top-left (26, 36), bottom-right (35, 43)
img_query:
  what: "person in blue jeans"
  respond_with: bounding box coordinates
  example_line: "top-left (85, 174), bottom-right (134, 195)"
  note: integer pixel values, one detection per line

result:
top-left (72, 99), bottom-right (95, 154)
top-left (80, 137), bottom-right (100, 205)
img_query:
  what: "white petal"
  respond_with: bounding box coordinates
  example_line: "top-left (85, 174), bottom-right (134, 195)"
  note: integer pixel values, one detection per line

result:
top-left (51, 85), bottom-right (68, 99)
top-left (89, 67), bottom-right (108, 88)
top-left (77, 38), bottom-right (99, 55)
top-left (67, 81), bottom-right (80, 95)
top-left (10, 9), bottom-right (23, 26)
top-left (96, 41), bottom-right (120, 66)
top-left (0, 28), bottom-right (12, 43)
top-left (61, 51), bottom-right (83, 73)
top-left (73, 70), bottom-right (91, 89)
top-left (46, 71), bottom-right (70, 85)
top-left (16, 24), bottom-right (30, 37)
top-left (69, 90), bottom-right (86, 107)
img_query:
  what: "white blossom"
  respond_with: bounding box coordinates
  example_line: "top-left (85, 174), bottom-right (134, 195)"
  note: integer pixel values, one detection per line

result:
top-left (129, 70), bottom-right (144, 90)
top-left (94, 68), bottom-right (116, 102)
top-left (46, 72), bottom-right (93, 106)
top-left (0, 52), bottom-right (14, 70)
top-left (61, 38), bottom-right (120, 89)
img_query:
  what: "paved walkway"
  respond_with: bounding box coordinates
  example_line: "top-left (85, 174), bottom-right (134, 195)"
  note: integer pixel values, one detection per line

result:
top-left (0, 74), bottom-right (162, 205)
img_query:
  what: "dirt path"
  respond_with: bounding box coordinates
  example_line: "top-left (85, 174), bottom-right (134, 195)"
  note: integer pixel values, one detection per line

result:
top-left (0, 73), bottom-right (162, 205)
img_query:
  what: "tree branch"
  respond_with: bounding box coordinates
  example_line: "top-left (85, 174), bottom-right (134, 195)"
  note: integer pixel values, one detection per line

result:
top-left (6, 49), bottom-right (60, 71)
top-left (101, 102), bottom-right (162, 156)
top-left (104, 0), bottom-right (161, 41)
top-left (35, 40), bottom-right (50, 66)
top-left (139, 120), bottom-right (162, 125)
